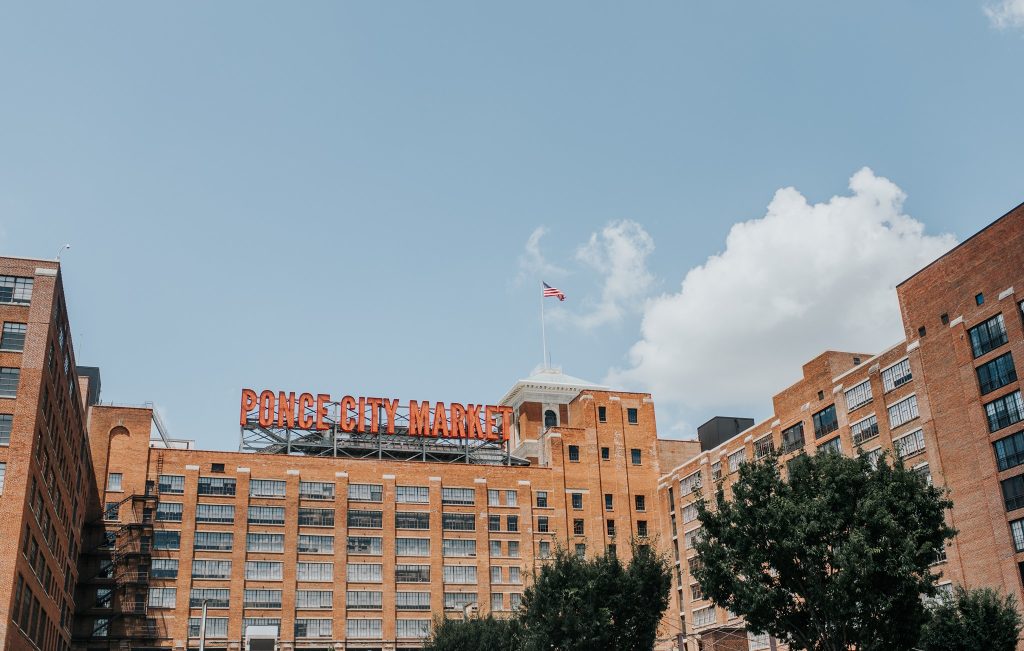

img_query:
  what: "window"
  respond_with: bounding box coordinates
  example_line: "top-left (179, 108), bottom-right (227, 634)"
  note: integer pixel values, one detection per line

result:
top-left (92, 617), bottom-right (109, 638)
top-left (637, 520), bottom-right (649, 537)
top-left (537, 516), bottom-right (549, 533)
top-left (598, 406), bottom-right (607, 422)
top-left (396, 485), bottom-right (429, 503)
top-left (196, 504), bottom-right (234, 524)
top-left (817, 437), bottom-right (841, 455)
top-left (396, 591), bottom-right (430, 611)
top-left (0, 323), bottom-right (26, 352)
top-left (197, 476), bottom-right (236, 496)
top-left (248, 506), bottom-right (285, 525)
top-left (491, 592), bottom-right (504, 611)
top-left (154, 530), bottom-right (181, 550)
top-left (680, 471), bottom-right (702, 496)
top-left (506, 490), bottom-right (518, 506)
top-left (536, 491), bottom-right (548, 508)
top-left (299, 508), bottom-right (334, 527)
top-left (978, 352), bottom-right (1017, 395)
top-left (242, 560), bottom-right (281, 581)
top-left (348, 509), bottom-right (383, 529)
top-left (693, 605), bottom-right (717, 627)
top-left (396, 538), bottom-right (430, 556)
top-left (977, 292), bottom-right (985, 306)
top-left (249, 479), bottom-right (286, 498)
top-left (575, 543), bottom-right (586, 557)
top-left (507, 515), bottom-right (519, 532)
top-left (1010, 518), bottom-right (1024, 552)
top-left (102, 473), bottom-right (123, 493)
top-left (728, 449), bottom-right (746, 473)
top-left (969, 314), bottom-right (1008, 358)
top-left (635, 495), bottom-right (646, 511)
top-left (994, 431), bottom-right (1024, 472)
top-left (781, 422), bottom-right (805, 453)
top-left (397, 619), bottom-right (431, 638)
top-left (349, 483), bottom-right (384, 502)
top-left (604, 494), bottom-right (613, 511)
top-left (298, 619), bottom-right (334, 638)
top-left (0, 276), bottom-right (33, 304)
top-left (0, 414), bottom-right (10, 445)
top-left (193, 531), bottom-right (232, 551)
top-left (347, 535), bottom-right (382, 556)
top-left (191, 588), bottom-right (230, 608)
top-left (684, 528), bottom-right (702, 549)
top-left (711, 461), bottom-right (722, 481)
top-left (151, 559), bottom-right (178, 579)
top-left (297, 562), bottom-right (334, 582)
top-left (443, 539), bottom-right (477, 557)
top-left (193, 559), bottom-right (233, 579)
top-left (395, 511), bottom-right (430, 530)
top-left (444, 592), bottom-right (478, 610)
top-left (488, 489), bottom-right (500, 506)
top-left (148, 587), bottom-right (177, 609)
top-left (573, 519), bottom-right (584, 535)
top-left (244, 589), bottom-right (282, 608)
top-left (888, 394), bottom-right (920, 429)
top-left (442, 513), bottom-right (476, 531)
top-left (568, 445), bottom-right (580, 462)
top-left (690, 583), bottom-right (704, 601)
top-left (211, 462), bottom-right (225, 473)
top-left (882, 359), bottom-right (913, 392)
top-left (813, 405), bottom-right (838, 439)
top-left (607, 520), bottom-right (616, 537)
top-left (682, 503), bottom-right (699, 524)
top-left (571, 493), bottom-right (583, 510)
top-left (296, 590), bottom-right (333, 609)
top-left (601, 446), bottom-right (610, 460)
top-left (0, 368), bottom-right (20, 397)
top-left (489, 514), bottom-right (500, 532)
top-left (298, 534), bottom-right (334, 554)
top-left (95, 587), bottom-right (113, 608)
top-left (851, 414), bottom-right (880, 446)
top-left (247, 533), bottom-right (284, 552)
top-left (544, 409), bottom-right (557, 428)
top-left (539, 541), bottom-right (552, 558)
top-left (396, 564), bottom-right (430, 583)
top-left (1003, 474), bottom-right (1024, 512)
top-left (444, 564), bottom-right (477, 583)
top-left (442, 487), bottom-right (475, 506)
top-left (894, 429), bottom-right (926, 459)
top-left (491, 565), bottom-right (503, 584)
top-left (754, 435), bottom-right (774, 459)
top-left (986, 391), bottom-right (1024, 432)
top-left (158, 474), bottom-right (184, 494)
top-left (845, 380), bottom-right (873, 411)
top-left (627, 408), bottom-right (639, 424)
top-left (631, 448), bottom-right (642, 465)
top-left (299, 480), bottom-right (335, 500)
top-left (347, 590), bottom-right (383, 610)
top-left (508, 540), bottom-right (520, 558)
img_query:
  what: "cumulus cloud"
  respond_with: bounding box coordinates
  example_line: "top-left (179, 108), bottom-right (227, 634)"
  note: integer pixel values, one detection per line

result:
top-left (608, 167), bottom-right (957, 412)
top-left (517, 226), bottom-right (567, 284)
top-left (572, 220), bottom-right (655, 329)
top-left (986, 0), bottom-right (1024, 28)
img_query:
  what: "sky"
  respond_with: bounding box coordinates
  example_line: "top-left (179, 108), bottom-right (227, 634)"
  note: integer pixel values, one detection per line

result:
top-left (2, 2), bottom-right (1023, 448)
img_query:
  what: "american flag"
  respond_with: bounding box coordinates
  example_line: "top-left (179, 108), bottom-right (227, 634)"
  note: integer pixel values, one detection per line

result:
top-left (543, 282), bottom-right (566, 301)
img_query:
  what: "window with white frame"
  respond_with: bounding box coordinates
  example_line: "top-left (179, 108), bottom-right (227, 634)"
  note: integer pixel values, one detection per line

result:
top-left (682, 503), bottom-right (699, 524)
top-left (679, 471), bottom-right (702, 496)
top-left (348, 509), bottom-right (383, 528)
top-left (488, 489), bottom-right (501, 506)
top-left (396, 485), bottom-right (429, 503)
top-left (347, 590), bottom-right (383, 610)
top-left (196, 504), bottom-right (234, 524)
top-left (299, 480), bottom-right (335, 500)
top-left (692, 605), bottom-right (716, 627)
top-left (443, 513), bottom-right (476, 531)
top-left (247, 533), bottom-right (284, 552)
top-left (197, 476), bottom-right (236, 496)
top-left (244, 589), bottom-right (282, 609)
top-left (491, 593), bottom-right (505, 611)
top-left (396, 619), bottom-right (431, 638)
top-left (444, 592), bottom-right (478, 610)
top-left (0, 368), bottom-right (18, 398)
top-left (396, 511), bottom-right (430, 529)
top-left (188, 617), bottom-right (228, 638)
top-left (107, 473), bottom-right (122, 492)
top-left (192, 559), bottom-right (232, 579)
top-left (296, 590), bottom-right (332, 609)
top-left (297, 562), bottom-right (333, 582)
top-left (1010, 518), bottom-right (1024, 553)
top-left (248, 505), bottom-right (285, 525)
top-left (442, 487), bottom-right (475, 506)
top-left (888, 394), bottom-right (919, 428)
top-left (443, 565), bottom-right (477, 583)
top-left (297, 619), bottom-right (333, 638)
top-left (190, 588), bottom-right (230, 608)
top-left (728, 449), bottom-right (746, 473)
top-left (158, 474), bottom-right (185, 494)
top-left (348, 483), bottom-right (384, 502)
top-left (845, 380), bottom-right (873, 411)
top-left (396, 538), bottom-right (430, 556)
top-left (347, 536), bottom-right (382, 555)
top-left (249, 479), bottom-right (286, 498)
top-left (396, 591), bottom-right (431, 610)
top-left (684, 528), bottom-right (702, 550)
top-left (509, 566), bottom-right (522, 583)
top-left (345, 618), bottom-right (380, 638)
top-left (894, 429), bottom-right (926, 459)
top-left (298, 507), bottom-right (334, 527)
top-left (748, 631), bottom-right (772, 650)
top-left (986, 391), bottom-right (1024, 433)
top-left (881, 359), bottom-right (912, 392)
top-left (148, 587), bottom-right (177, 609)
top-left (754, 434), bottom-right (775, 459)
top-left (396, 564), bottom-right (430, 582)
top-left (0, 276), bottom-right (33, 304)
top-left (246, 561), bottom-right (283, 581)
top-left (817, 437), bottom-right (841, 455)
top-left (347, 563), bottom-right (382, 583)
top-left (851, 414), bottom-right (879, 446)
top-left (442, 539), bottom-right (476, 557)
top-left (156, 502), bottom-right (183, 522)
top-left (154, 530), bottom-right (182, 550)
top-left (151, 559), bottom-right (178, 579)
top-left (298, 534), bottom-right (334, 554)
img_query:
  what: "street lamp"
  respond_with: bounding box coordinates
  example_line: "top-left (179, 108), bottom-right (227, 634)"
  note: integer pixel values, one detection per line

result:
top-left (198, 599), bottom-right (209, 651)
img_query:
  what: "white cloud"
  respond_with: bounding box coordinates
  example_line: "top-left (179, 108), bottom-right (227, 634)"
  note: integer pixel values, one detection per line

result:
top-left (517, 226), bottom-right (567, 284)
top-left (986, 0), bottom-right (1024, 29)
top-left (572, 220), bottom-right (655, 329)
top-left (608, 167), bottom-right (957, 413)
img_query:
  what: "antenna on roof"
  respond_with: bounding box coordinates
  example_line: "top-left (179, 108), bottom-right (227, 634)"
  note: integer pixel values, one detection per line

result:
top-left (55, 243), bottom-right (71, 261)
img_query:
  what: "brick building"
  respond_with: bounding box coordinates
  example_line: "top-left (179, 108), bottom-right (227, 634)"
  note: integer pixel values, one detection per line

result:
top-left (659, 201), bottom-right (1024, 650)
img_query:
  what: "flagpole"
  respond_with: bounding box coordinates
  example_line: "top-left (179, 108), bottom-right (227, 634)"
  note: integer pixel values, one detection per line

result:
top-left (540, 281), bottom-right (548, 369)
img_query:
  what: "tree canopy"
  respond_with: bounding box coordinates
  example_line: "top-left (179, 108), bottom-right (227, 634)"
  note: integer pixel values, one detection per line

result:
top-left (919, 586), bottom-right (1022, 651)
top-left (692, 451), bottom-right (955, 651)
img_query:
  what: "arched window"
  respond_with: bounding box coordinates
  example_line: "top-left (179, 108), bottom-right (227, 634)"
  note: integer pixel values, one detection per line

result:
top-left (544, 410), bottom-right (557, 428)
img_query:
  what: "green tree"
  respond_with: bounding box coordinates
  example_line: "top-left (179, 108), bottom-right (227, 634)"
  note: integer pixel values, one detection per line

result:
top-left (424, 614), bottom-right (522, 651)
top-left (692, 451), bottom-right (955, 651)
top-left (919, 586), bottom-right (1022, 651)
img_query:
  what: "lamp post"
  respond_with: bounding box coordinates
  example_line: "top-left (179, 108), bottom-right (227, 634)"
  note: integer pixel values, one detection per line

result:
top-left (198, 600), bottom-right (208, 651)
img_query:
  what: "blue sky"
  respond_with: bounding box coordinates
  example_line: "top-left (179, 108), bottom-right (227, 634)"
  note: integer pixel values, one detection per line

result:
top-left (2, 2), bottom-right (1022, 448)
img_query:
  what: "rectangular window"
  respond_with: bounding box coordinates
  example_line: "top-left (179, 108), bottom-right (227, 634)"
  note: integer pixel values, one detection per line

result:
top-left (638, 520), bottom-right (649, 537)
top-left (490, 540), bottom-right (503, 557)
top-left (396, 591), bottom-right (431, 611)
top-left (442, 539), bottom-right (477, 557)
top-left (888, 394), bottom-right (920, 429)
top-left (817, 437), bottom-right (841, 455)
top-left (684, 528), bottom-right (702, 550)
top-left (539, 541), bottom-right (551, 558)
top-left (682, 503), bottom-right (699, 524)
top-left (196, 504), bottom-right (234, 524)
top-left (490, 565), bottom-right (503, 584)
top-left (396, 619), bottom-right (431, 638)
top-left (249, 479), bottom-right (286, 498)
top-left (537, 516), bottom-right (549, 533)
top-left (396, 538), bottom-right (430, 556)
top-left (297, 562), bottom-right (334, 582)
top-left (812, 405), bottom-right (839, 439)
top-left (298, 508), bottom-right (334, 527)
top-left (978, 353), bottom-right (1018, 395)
top-left (298, 534), bottom-right (334, 554)
top-left (573, 519), bottom-right (584, 535)
top-left (571, 493), bottom-right (583, 510)
top-left (193, 531), bottom-right (232, 551)
top-left (154, 530), bottom-right (181, 550)
top-left (0, 414), bottom-right (10, 445)
top-left (635, 495), bottom-right (646, 511)
top-left (488, 515), bottom-right (500, 532)
top-left (348, 483), bottom-right (384, 502)
top-left (197, 476), bottom-right (236, 496)
top-left (395, 511), bottom-right (430, 530)
top-left (0, 276), bottom-right (32, 304)
top-left (106, 473), bottom-right (123, 492)
top-left (728, 449), bottom-right (746, 473)
top-left (507, 515), bottom-right (519, 532)
top-left (575, 543), bottom-right (586, 557)
top-left (156, 502), bottom-right (183, 522)
top-left (604, 494), bottom-right (613, 510)
top-left (244, 589), bottom-right (282, 609)
top-left (781, 422), bottom-right (805, 453)
top-left (347, 590), bottom-right (383, 610)
top-left (969, 313), bottom-right (1008, 358)
top-left (627, 408), bottom-right (639, 424)
top-left (506, 490), bottom-right (518, 506)
top-left (192, 559), bottom-right (232, 579)
top-left (441, 487), bottom-right (475, 506)
top-left (248, 506), bottom-right (285, 525)
top-left (882, 358), bottom-right (913, 392)
top-left (607, 520), bottom-right (616, 537)
top-left (296, 590), bottom-right (332, 609)
top-left (986, 391), bottom-right (1024, 432)
top-left (190, 588), bottom-right (230, 608)
top-left (347, 510), bottom-right (383, 529)
top-left (442, 513), bottom-right (476, 531)
top-left (148, 587), bottom-right (177, 609)
top-left (851, 414), bottom-right (879, 446)
top-left (245, 561), bottom-right (283, 581)
top-left (692, 605), bottom-right (717, 627)
top-left (444, 592), bottom-right (478, 610)
top-left (508, 540), bottom-right (520, 558)
top-left (151, 558), bottom-right (178, 579)
top-left (158, 474), bottom-right (185, 494)
top-left (536, 491), bottom-right (548, 508)
top-left (247, 533), bottom-right (284, 552)
top-left (1010, 518), bottom-right (1024, 553)
top-left (350, 532), bottom-right (385, 552)
top-left (491, 593), bottom-right (504, 611)
top-left (396, 485), bottom-right (430, 503)
top-left (346, 563), bottom-right (382, 583)
top-left (396, 564), bottom-right (430, 583)
top-left (299, 480), bottom-right (335, 500)
top-left (601, 446), bottom-right (610, 460)
top-left (680, 471), bottom-right (702, 496)
top-left (994, 431), bottom-right (1024, 472)
top-left (488, 489), bottom-right (501, 506)
top-left (598, 406), bottom-right (607, 422)
top-left (0, 367), bottom-right (20, 398)
top-left (894, 429), bottom-right (926, 459)
top-left (298, 619), bottom-right (334, 638)
top-left (631, 448), bottom-right (642, 465)
top-left (845, 380), bottom-right (873, 411)
top-left (568, 445), bottom-right (580, 462)
top-left (0, 323), bottom-right (26, 352)
top-left (1002, 474), bottom-right (1024, 512)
